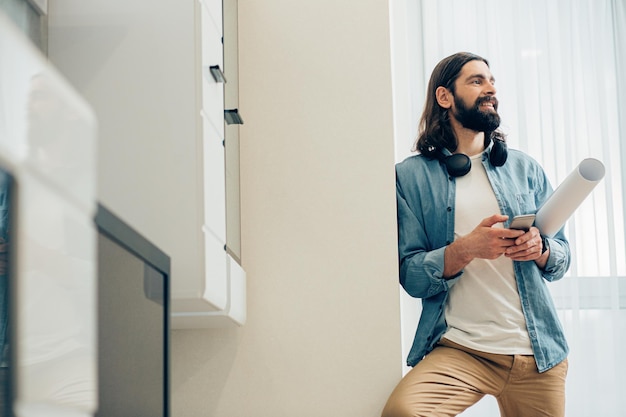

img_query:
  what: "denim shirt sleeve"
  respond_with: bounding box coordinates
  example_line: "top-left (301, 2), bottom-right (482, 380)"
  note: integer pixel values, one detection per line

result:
top-left (540, 236), bottom-right (570, 280)
top-left (529, 161), bottom-right (571, 281)
top-left (396, 161), bottom-right (460, 299)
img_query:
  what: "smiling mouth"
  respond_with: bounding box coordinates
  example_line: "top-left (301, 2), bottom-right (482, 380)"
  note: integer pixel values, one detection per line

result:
top-left (478, 98), bottom-right (498, 111)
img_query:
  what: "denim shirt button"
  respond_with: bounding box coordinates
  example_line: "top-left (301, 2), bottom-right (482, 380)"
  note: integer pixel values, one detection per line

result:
top-left (529, 331), bottom-right (537, 339)
top-left (446, 207), bottom-right (452, 212)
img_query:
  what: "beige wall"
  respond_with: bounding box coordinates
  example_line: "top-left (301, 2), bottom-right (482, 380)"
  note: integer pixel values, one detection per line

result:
top-left (171, 0), bottom-right (403, 416)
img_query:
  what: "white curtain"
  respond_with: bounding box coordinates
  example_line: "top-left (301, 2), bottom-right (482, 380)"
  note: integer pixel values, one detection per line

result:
top-left (389, 0), bottom-right (626, 415)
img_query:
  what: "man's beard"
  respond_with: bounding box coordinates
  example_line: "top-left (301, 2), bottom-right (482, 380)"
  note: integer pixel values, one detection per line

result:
top-left (453, 95), bottom-right (501, 132)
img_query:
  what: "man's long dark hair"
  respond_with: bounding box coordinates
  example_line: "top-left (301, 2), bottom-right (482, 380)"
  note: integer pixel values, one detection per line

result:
top-left (414, 52), bottom-right (506, 157)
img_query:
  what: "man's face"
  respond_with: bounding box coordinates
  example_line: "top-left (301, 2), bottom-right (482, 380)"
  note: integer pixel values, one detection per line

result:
top-left (450, 60), bottom-right (501, 132)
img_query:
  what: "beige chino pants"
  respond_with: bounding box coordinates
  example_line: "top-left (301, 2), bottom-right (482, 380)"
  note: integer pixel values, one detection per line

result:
top-left (382, 339), bottom-right (568, 417)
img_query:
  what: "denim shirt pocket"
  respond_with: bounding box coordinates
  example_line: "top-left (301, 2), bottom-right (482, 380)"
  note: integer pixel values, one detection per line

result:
top-left (514, 191), bottom-right (537, 215)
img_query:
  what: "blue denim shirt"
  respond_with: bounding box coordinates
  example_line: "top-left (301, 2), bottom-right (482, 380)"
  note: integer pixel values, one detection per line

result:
top-left (396, 148), bottom-right (571, 373)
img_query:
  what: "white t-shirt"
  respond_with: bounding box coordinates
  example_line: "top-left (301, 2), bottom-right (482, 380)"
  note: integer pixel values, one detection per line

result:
top-left (443, 153), bottom-right (533, 354)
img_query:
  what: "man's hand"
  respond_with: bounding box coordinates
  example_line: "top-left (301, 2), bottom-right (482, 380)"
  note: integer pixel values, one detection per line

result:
top-left (443, 214), bottom-right (524, 278)
top-left (505, 226), bottom-right (550, 268)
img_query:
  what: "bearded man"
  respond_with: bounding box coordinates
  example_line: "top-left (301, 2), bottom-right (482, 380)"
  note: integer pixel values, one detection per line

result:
top-left (382, 52), bottom-right (571, 417)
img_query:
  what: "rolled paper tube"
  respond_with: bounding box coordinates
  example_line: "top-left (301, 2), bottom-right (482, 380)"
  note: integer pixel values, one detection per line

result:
top-left (535, 158), bottom-right (605, 237)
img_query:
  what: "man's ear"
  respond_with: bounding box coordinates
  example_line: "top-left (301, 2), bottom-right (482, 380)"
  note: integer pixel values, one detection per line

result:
top-left (436, 86), bottom-right (453, 109)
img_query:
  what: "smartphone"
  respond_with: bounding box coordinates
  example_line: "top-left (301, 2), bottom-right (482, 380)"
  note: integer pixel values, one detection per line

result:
top-left (508, 214), bottom-right (536, 231)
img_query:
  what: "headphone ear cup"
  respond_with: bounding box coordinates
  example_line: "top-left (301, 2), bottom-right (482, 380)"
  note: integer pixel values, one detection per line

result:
top-left (490, 140), bottom-right (508, 167)
top-left (445, 153), bottom-right (471, 177)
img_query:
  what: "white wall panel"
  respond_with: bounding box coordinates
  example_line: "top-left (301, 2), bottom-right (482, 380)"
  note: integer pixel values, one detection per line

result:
top-left (48, 0), bottom-right (245, 325)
